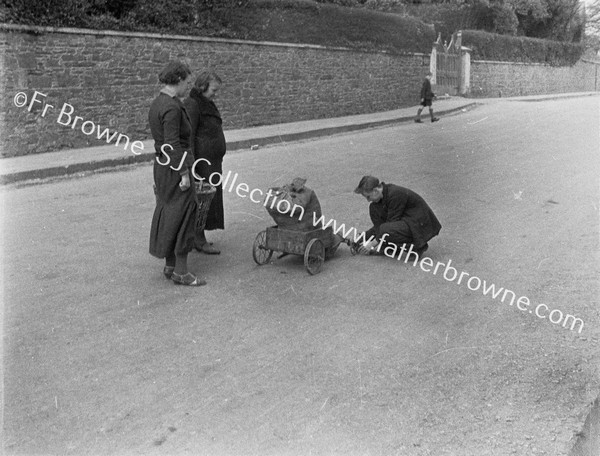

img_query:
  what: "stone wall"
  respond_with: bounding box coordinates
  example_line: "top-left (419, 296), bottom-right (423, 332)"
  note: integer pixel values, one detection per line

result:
top-left (0, 25), bottom-right (430, 157)
top-left (2, 24), bottom-right (598, 157)
top-left (469, 59), bottom-right (598, 98)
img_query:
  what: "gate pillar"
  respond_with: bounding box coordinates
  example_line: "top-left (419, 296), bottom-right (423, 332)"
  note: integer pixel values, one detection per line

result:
top-left (460, 48), bottom-right (471, 95)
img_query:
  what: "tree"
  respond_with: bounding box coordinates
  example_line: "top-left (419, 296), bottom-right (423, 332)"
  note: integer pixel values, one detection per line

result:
top-left (490, 0), bottom-right (520, 34)
top-left (586, 0), bottom-right (600, 36)
top-left (516, 0), bottom-right (584, 41)
top-left (470, 0), bottom-right (521, 35)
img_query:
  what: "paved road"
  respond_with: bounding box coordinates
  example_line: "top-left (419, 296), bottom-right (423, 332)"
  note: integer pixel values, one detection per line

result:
top-left (2, 97), bottom-right (599, 456)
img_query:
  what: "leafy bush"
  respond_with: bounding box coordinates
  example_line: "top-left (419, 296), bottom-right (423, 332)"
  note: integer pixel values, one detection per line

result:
top-left (487, 3), bottom-right (519, 35)
top-left (362, 0), bottom-right (406, 11)
top-left (210, 0), bottom-right (435, 53)
top-left (313, 0), bottom-right (366, 6)
top-left (87, 0), bottom-right (137, 18)
top-left (404, 2), bottom-right (482, 41)
top-left (3, 0), bottom-right (91, 26)
top-left (1, 0), bottom-right (251, 28)
top-left (123, 0), bottom-right (198, 31)
top-left (197, 0), bottom-right (250, 9)
top-left (462, 29), bottom-right (584, 65)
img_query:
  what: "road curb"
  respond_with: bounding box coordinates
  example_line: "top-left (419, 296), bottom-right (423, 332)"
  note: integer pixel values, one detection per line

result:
top-left (0, 103), bottom-right (480, 185)
top-left (0, 153), bottom-right (152, 186)
top-left (226, 102), bottom-right (480, 150)
top-left (506, 92), bottom-right (600, 102)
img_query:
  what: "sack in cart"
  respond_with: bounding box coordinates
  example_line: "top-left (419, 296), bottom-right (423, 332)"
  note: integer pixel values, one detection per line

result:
top-left (263, 177), bottom-right (322, 231)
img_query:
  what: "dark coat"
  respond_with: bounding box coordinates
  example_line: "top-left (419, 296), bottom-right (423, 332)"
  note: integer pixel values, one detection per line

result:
top-left (365, 183), bottom-right (441, 249)
top-left (420, 78), bottom-right (434, 100)
top-left (184, 88), bottom-right (226, 230)
top-left (148, 92), bottom-right (197, 258)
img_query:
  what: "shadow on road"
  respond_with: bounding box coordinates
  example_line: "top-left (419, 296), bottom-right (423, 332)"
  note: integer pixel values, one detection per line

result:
top-left (570, 396), bottom-right (600, 456)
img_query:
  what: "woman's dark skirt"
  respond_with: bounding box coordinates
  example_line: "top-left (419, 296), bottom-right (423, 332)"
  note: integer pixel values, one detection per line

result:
top-left (149, 161), bottom-right (198, 258)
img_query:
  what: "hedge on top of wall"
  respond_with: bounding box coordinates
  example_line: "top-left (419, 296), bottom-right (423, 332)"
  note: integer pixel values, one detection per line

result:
top-left (207, 0), bottom-right (436, 54)
top-left (462, 30), bottom-right (584, 66)
top-left (1, 0), bottom-right (436, 55)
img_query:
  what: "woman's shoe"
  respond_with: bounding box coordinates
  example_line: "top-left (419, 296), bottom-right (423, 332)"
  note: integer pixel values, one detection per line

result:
top-left (163, 266), bottom-right (175, 279)
top-left (171, 272), bottom-right (207, 286)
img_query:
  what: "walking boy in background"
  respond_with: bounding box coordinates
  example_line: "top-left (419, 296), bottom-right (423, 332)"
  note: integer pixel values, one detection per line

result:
top-left (415, 71), bottom-right (439, 123)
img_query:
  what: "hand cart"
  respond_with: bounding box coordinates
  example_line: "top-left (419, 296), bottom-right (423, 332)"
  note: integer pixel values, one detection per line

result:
top-left (252, 226), bottom-right (343, 275)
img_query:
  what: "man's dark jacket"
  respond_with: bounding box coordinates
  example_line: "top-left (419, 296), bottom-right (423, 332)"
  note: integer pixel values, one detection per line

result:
top-left (366, 183), bottom-right (441, 249)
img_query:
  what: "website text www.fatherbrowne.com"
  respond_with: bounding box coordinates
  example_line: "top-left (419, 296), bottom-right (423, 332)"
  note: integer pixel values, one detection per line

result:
top-left (15, 91), bottom-right (585, 333)
top-left (310, 212), bottom-right (585, 334)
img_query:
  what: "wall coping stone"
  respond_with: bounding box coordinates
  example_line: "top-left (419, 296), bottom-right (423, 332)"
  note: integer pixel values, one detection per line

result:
top-left (0, 23), bottom-right (429, 58)
top-left (472, 58), bottom-right (600, 67)
top-left (472, 59), bottom-right (552, 66)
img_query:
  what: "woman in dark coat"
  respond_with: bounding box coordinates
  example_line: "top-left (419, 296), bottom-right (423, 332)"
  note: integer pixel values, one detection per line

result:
top-left (184, 71), bottom-right (225, 254)
top-left (148, 61), bottom-right (206, 286)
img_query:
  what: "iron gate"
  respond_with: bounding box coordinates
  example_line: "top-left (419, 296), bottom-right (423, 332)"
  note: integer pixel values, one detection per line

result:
top-left (433, 32), bottom-right (462, 96)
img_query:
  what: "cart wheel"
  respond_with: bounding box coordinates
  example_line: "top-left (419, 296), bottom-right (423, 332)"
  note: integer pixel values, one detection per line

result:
top-left (304, 239), bottom-right (325, 275)
top-left (252, 230), bottom-right (273, 265)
